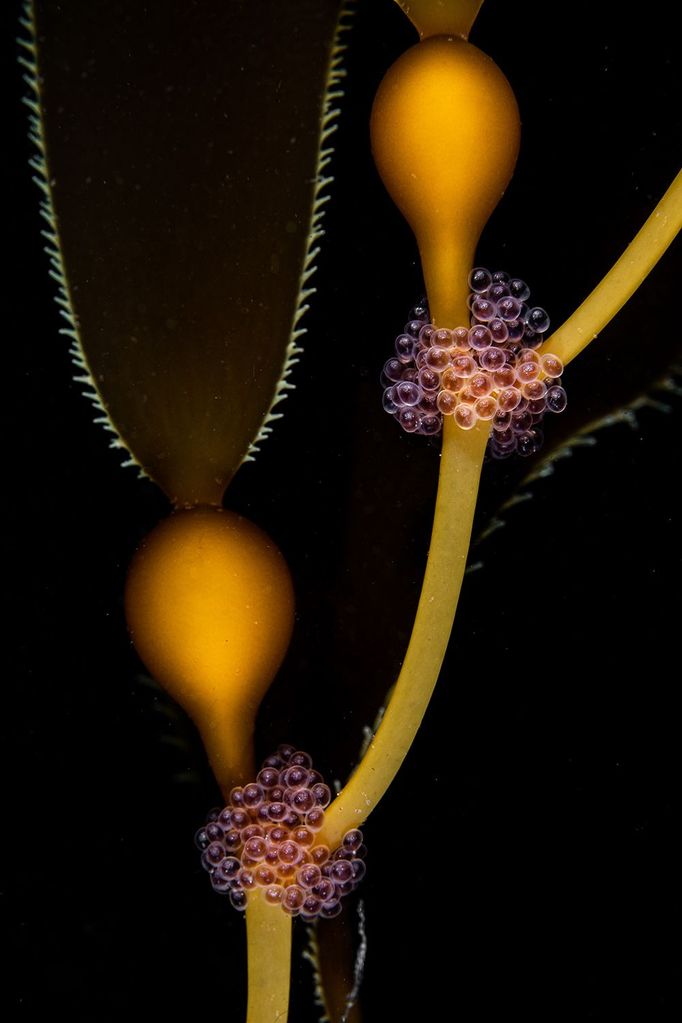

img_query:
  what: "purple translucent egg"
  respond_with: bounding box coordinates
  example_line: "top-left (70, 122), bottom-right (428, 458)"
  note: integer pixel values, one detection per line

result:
top-left (497, 296), bottom-right (522, 322)
top-left (404, 318), bottom-right (424, 338)
top-left (265, 884), bottom-right (284, 905)
top-left (291, 788), bottom-right (315, 814)
top-left (508, 277), bottom-right (530, 301)
top-left (396, 380), bottom-right (421, 407)
top-left (419, 414), bottom-right (442, 436)
top-left (382, 387), bottom-right (399, 415)
top-left (383, 357), bottom-right (404, 383)
top-left (526, 306), bottom-right (550, 333)
top-left (395, 334), bottom-right (415, 362)
top-left (243, 837), bottom-right (267, 861)
top-left (205, 842), bottom-right (225, 865)
top-left (546, 385), bottom-right (568, 413)
top-left (297, 863), bottom-right (322, 889)
top-left (418, 367), bottom-right (441, 392)
top-left (311, 783), bottom-right (332, 808)
top-left (229, 889), bottom-right (248, 911)
top-left (471, 297), bottom-right (496, 322)
top-left (240, 824), bottom-right (264, 842)
top-left (255, 769), bottom-right (280, 789)
top-left (231, 808), bottom-right (248, 829)
top-left (282, 885), bottom-right (305, 914)
top-left (425, 347), bottom-right (450, 372)
top-left (469, 325), bottom-right (493, 351)
top-left (224, 828), bottom-right (242, 850)
top-left (305, 808), bottom-right (325, 831)
top-left (312, 878), bottom-right (335, 902)
top-left (278, 841), bottom-right (301, 866)
top-left (301, 896), bottom-right (322, 918)
top-left (210, 871), bottom-right (233, 893)
top-left (290, 752), bottom-right (312, 769)
top-left (267, 802), bottom-right (287, 822)
top-left (217, 856), bottom-right (241, 880)
top-left (242, 783), bottom-right (264, 809)
top-left (468, 267), bottom-right (492, 293)
top-left (523, 327), bottom-right (543, 349)
top-left (517, 429), bottom-right (543, 457)
top-left (282, 765), bottom-right (309, 789)
top-left (331, 860), bottom-right (353, 883)
top-left (506, 320), bottom-right (526, 342)
top-left (342, 829), bottom-right (364, 853)
top-left (205, 822), bottom-right (224, 843)
top-left (351, 859), bottom-right (367, 882)
top-left (511, 409), bottom-right (533, 433)
top-left (419, 324), bottom-right (435, 346)
top-left (194, 828), bottom-right (209, 851)
top-left (488, 281), bottom-right (510, 302)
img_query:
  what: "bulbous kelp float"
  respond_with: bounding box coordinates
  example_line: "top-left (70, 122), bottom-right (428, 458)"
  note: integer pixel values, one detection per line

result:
top-left (21, 0), bottom-right (680, 1020)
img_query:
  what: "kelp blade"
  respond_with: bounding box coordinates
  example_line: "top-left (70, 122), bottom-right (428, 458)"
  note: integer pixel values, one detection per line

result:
top-left (31, 0), bottom-right (343, 506)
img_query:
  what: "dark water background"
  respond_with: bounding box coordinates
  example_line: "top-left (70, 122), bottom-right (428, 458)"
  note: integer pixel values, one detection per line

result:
top-left (4, 0), bottom-right (680, 1019)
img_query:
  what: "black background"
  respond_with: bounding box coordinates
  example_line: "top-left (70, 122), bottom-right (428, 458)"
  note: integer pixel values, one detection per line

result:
top-left (4, 1), bottom-right (680, 1019)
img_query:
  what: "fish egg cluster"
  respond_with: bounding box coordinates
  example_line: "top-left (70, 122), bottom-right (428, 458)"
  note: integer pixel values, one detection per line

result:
top-left (196, 745), bottom-right (366, 919)
top-left (381, 270), bottom-right (567, 457)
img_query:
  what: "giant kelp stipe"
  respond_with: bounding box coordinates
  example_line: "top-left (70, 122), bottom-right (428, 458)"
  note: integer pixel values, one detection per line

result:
top-left (6, 0), bottom-right (681, 1019)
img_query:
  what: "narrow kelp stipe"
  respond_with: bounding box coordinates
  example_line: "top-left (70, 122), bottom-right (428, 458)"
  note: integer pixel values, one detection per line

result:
top-left (14, 0), bottom-right (680, 1020)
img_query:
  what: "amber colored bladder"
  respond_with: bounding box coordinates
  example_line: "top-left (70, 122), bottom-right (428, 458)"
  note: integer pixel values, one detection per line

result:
top-left (371, 36), bottom-right (519, 328)
top-left (124, 507), bottom-right (295, 796)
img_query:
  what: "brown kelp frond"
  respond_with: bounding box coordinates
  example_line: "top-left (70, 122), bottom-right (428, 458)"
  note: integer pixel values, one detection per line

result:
top-left (302, 927), bottom-right (332, 1023)
top-left (340, 901), bottom-right (367, 1023)
top-left (245, 0), bottom-right (357, 464)
top-left (31, 0), bottom-right (354, 506)
top-left (303, 900), bottom-right (366, 1023)
top-left (18, 1), bottom-right (143, 476)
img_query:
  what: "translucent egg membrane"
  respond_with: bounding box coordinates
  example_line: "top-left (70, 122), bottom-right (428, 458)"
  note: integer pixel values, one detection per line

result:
top-left (382, 270), bottom-right (567, 458)
top-left (196, 745), bottom-right (366, 920)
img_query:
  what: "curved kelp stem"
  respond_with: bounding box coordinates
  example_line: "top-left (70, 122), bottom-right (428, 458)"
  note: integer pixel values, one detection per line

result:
top-left (320, 419), bottom-right (488, 849)
top-left (543, 171), bottom-right (682, 367)
top-left (319, 170), bottom-right (681, 850)
top-left (246, 899), bottom-right (293, 1023)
